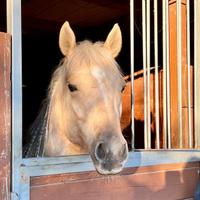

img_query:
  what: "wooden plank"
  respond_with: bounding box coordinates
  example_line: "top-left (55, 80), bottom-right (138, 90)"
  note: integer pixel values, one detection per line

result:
top-left (0, 32), bottom-right (11, 200)
top-left (30, 162), bottom-right (200, 200)
top-left (169, 0), bottom-right (189, 148)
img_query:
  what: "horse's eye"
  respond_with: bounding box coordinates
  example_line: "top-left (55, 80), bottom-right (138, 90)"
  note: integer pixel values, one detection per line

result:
top-left (121, 85), bottom-right (126, 93)
top-left (68, 84), bottom-right (78, 92)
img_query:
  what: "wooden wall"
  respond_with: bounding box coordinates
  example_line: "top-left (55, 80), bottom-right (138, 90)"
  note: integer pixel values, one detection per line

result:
top-left (30, 162), bottom-right (199, 200)
top-left (0, 33), bottom-right (11, 200)
top-left (169, 0), bottom-right (191, 148)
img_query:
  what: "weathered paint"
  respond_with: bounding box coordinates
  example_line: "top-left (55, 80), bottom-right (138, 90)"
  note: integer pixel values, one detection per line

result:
top-left (0, 32), bottom-right (11, 200)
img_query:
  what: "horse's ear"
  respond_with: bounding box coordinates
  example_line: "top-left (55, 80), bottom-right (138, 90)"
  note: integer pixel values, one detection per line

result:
top-left (59, 21), bottom-right (76, 56)
top-left (104, 23), bottom-right (122, 58)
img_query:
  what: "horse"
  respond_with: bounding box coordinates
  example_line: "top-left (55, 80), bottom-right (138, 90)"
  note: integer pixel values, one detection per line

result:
top-left (24, 21), bottom-right (128, 175)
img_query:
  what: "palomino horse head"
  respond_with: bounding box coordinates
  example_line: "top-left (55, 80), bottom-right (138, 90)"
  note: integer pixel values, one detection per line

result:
top-left (46, 21), bottom-right (128, 174)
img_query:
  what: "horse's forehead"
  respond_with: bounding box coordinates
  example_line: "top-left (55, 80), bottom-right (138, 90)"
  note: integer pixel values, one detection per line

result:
top-left (69, 66), bottom-right (105, 82)
top-left (91, 66), bottom-right (122, 87)
top-left (67, 64), bottom-right (122, 88)
top-left (91, 66), bottom-right (106, 81)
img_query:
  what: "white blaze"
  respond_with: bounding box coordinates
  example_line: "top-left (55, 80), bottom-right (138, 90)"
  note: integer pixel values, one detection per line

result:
top-left (91, 67), bottom-right (110, 108)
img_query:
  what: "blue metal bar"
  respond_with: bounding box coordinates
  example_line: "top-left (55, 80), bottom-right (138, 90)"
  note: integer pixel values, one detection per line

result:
top-left (19, 175), bottom-right (30, 200)
top-left (7, 0), bottom-right (23, 199)
top-left (21, 151), bottom-right (200, 177)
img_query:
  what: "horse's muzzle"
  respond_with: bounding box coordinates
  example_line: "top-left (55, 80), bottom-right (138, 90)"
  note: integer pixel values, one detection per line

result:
top-left (91, 133), bottom-right (128, 175)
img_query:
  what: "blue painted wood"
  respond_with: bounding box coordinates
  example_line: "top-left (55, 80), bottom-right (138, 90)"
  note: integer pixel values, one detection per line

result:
top-left (21, 151), bottom-right (200, 177)
top-left (7, 0), bottom-right (23, 199)
top-left (194, 179), bottom-right (200, 200)
top-left (22, 150), bottom-right (200, 167)
top-left (19, 174), bottom-right (30, 200)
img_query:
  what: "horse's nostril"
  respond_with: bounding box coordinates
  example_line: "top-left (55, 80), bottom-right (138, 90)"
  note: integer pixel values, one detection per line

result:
top-left (95, 143), bottom-right (107, 161)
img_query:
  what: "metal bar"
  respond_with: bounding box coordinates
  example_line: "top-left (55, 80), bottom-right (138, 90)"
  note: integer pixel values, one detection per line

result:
top-left (166, 0), bottom-right (171, 149)
top-left (142, 0), bottom-right (148, 149)
top-left (147, 0), bottom-right (151, 149)
top-left (162, 0), bottom-right (167, 148)
top-left (6, 0), bottom-right (11, 33)
top-left (21, 151), bottom-right (200, 177)
top-left (21, 149), bottom-right (200, 167)
top-left (177, 0), bottom-right (183, 148)
top-left (7, 0), bottom-right (23, 198)
top-left (20, 175), bottom-right (30, 200)
top-left (194, 0), bottom-right (200, 148)
top-left (22, 155), bottom-right (93, 166)
top-left (187, 0), bottom-right (192, 148)
top-left (130, 0), bottom-right (135, 149)
top-left (154, 0), bottom-right (160, 149)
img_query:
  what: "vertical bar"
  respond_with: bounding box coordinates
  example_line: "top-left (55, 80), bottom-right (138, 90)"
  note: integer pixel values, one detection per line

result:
top-left (7, 0), bottom-right (23, 198)
top-left (146, 0), bottom-right (151, 149)
top-left (154, 0), bottom-right (160, 149)
top-left (142, 0), bottom-right (148, 149)
top-left (20, 175), bottom-right (30, 200)
top-left (130, 0), bottom-right (135, 149)
top-left (166, 0), bottom-right (171, 149)
top-left (6, 0), bottom-right (11, 33)
top-left (162, 0), bottom-right (167, 148)
top-left (194, 0), bottom-right (200, 148)
top-left (187, 0), bottom-right (192, 148)
top-left (177, 0), bottom-right (183, 148)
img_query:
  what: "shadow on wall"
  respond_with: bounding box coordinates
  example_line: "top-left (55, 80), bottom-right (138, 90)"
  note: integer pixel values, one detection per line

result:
top-left (122, 157), bottom-right (199, 200)
top-left (153, 159), bottom-right (199, 200)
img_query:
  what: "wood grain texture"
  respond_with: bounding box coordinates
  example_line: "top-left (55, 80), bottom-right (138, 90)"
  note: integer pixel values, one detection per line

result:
top-left (169, 0), bottom-right (190, 148)
top-left (0, 32), bottom-right (11, 200)
top-left (31, 162), bottom-right (199, 200)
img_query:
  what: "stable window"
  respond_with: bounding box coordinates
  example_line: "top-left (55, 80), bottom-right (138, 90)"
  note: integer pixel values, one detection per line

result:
top-left (7, 0), bottom-right (200, 199)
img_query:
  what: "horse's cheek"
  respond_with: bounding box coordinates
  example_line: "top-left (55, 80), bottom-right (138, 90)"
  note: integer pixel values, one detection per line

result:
top-left (71, 101), bottom-right (85, 119)
top-left (119, 102), bottom-right (122, 117)
top-left (114, 95), bottom-right (122, 118)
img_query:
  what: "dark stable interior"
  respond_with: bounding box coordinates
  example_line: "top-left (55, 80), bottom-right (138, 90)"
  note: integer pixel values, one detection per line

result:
top-left (21, 0), bottom-right (131, 147)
